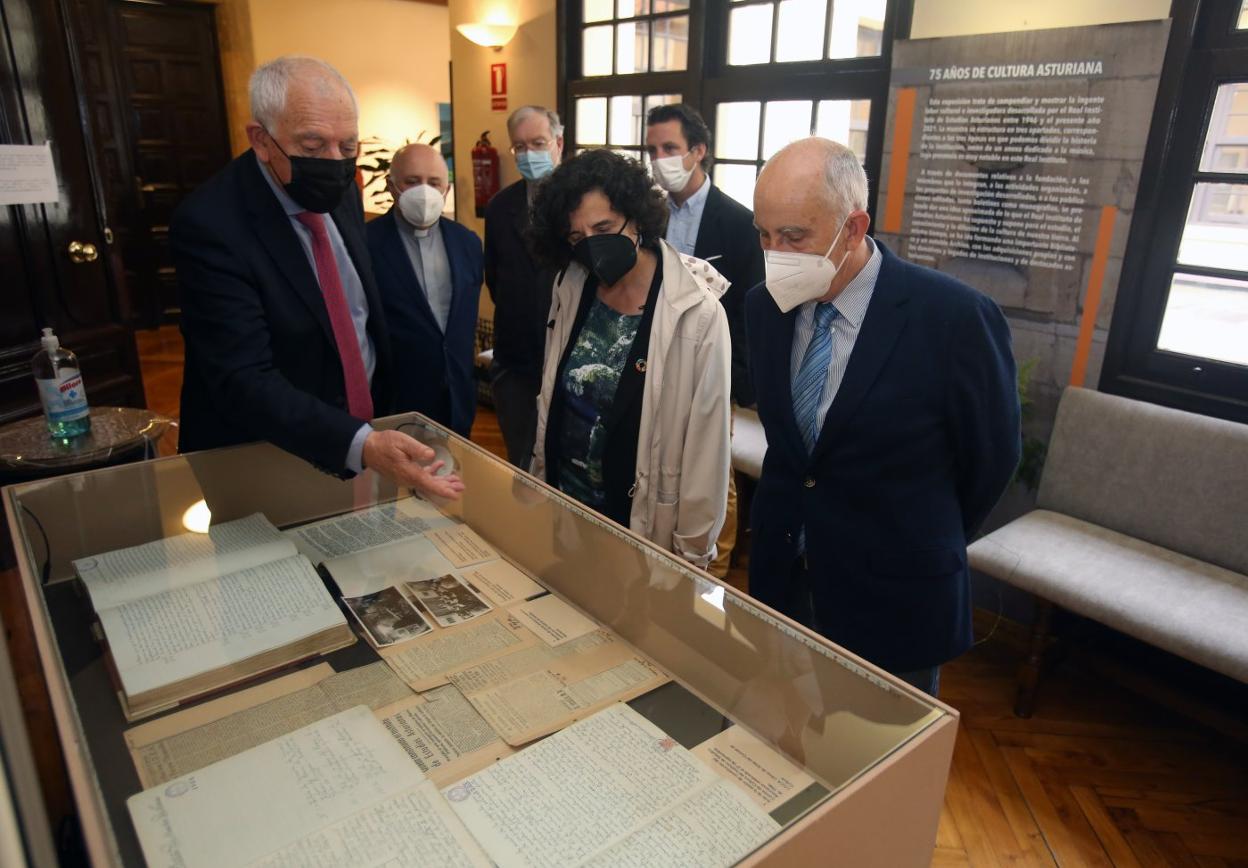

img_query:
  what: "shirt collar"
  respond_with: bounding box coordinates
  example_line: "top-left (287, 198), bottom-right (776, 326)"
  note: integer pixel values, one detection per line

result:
top-left (668, 173), bottom-right (710, 214)
top-left (828, 236), bottom-right (880, 329)
top-left (255, 151), bottom-right (304, 217)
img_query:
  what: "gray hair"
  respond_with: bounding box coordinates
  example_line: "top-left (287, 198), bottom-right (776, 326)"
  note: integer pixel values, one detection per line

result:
top-left (506, 105), bottom-right (564, 140)
top-left (249, 56), bottom-right (357, 129)
top-left (815, 138), bottom-right (869, 218)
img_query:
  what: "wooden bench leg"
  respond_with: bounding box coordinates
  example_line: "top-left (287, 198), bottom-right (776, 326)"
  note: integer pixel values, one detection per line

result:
top-left (1015, 598), bottom-right (1054, 718)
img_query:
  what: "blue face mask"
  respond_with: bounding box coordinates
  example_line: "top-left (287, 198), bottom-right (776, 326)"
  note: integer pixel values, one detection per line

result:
top-left (516, 149), bottom-right (554, 181)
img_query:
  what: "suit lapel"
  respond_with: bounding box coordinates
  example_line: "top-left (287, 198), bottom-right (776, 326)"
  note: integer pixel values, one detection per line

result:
top-left (810, 249), bottom-right (909, 462)
top-left (441, 218), bottom-right (465, 329)
top-left (692, 184), bottom-right (722, 261)
top-left (241, 153), bottom-right (336, 349)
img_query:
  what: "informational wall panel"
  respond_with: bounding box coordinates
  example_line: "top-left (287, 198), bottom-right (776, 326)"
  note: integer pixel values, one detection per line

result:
top-left (876, 21), bottom-right (1169, 411)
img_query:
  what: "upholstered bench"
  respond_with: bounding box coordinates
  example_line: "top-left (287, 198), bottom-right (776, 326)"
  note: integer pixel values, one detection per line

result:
top-left (969, 386), bottom-right (1248, 715)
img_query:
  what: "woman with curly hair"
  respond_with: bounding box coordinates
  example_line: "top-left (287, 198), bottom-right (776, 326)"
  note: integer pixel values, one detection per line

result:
top-left (527, 149), bottom-right (732, 568)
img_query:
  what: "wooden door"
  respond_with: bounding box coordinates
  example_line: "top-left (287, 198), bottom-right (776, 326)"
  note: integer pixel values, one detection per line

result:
top-left (0, 0), bottom-right (145, 425)
top-left (108, 0), bottom-right (232, 324)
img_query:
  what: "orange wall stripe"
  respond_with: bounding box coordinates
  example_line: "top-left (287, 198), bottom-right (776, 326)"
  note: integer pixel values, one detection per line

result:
top-left (882, 87), bottom-right (917, 234)
top-left (1069, 205), bottom-right (1118, 388)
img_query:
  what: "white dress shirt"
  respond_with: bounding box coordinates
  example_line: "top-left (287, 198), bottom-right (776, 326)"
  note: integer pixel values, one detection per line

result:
top-left (665, 174), bottom-right (711, 256)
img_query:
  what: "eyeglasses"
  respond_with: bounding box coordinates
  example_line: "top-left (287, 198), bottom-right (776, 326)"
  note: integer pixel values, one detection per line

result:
top-left (510, 138), bottom-right (552, 155)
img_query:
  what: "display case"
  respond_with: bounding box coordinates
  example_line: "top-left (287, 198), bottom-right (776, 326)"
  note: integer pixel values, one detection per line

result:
top-left (3, 413), bottom-right (957, 867)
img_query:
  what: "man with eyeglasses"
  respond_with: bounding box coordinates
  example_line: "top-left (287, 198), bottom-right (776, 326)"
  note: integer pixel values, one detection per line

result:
top-left (483, 105), bottom-right (564, 466)
top-left (172, 56), bottom-right (462, 498)
top-left (645, 103), bottom-right (765, 579)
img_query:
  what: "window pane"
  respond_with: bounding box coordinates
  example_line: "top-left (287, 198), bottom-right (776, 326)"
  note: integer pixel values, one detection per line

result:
top-left (1200, 83), bottom-right (1248, 173)
top-left (714, 163), bottom-right (760, 209)
top-left (715, 102), bottom-right (761, 160)
top-left (644, 93), bottom-right (682, 116)
top-left (576, 97), bottom-right (608, 144)
top-left (776, 0), bottom-right (826, 62)
top-left (762, 100), bottom-right (813, 160)
top-left (617, 20), bottom-right (649, 73)
top-left (652, 15), bottom-right (689, 71)
top-left (609, 95), bottom-right (644, 145)
top-left (653, 0), bottom-right (690, 10)
top-left (618, 0), bottom-right (649, 15)
top-left (816, 99), bottom-right (871, 162)
top-left (728, 4), bottom-right (774, 66)
top-left (1239, 0), bottom-right (1247, 29)
top-left (828, 0), bottom-right (887, 59)
top-left (584, 0), bottom-right (614, 22)
top-left (1178, 183), bottom-right (1248, 272)
top-left (1157, 273), bottom-right (1248, 366)
top-left (583, 26), bottom-right (614, 76)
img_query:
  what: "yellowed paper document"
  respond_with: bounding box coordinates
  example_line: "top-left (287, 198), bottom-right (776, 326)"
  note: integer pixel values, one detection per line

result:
top-left (379, 611), bottom-right (535, 691)
top-left (443, 704), bottom-right (778, 868)
top-left (692, 725), bottom-right (815, 812)
top-left (125, 662), bottom-right (412, 788)
top-left (376, 686), bottom-right (514, 787)
top-left (512, 594), bottom-right (598, 646)
top-left (427, 525), bottom-right (497, 567)
top-left (462, 559), bottom-right (544, 606)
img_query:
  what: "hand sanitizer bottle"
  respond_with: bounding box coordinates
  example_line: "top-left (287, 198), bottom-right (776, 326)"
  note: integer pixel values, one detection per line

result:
top-left (32, 327), bottom-right (92, 439)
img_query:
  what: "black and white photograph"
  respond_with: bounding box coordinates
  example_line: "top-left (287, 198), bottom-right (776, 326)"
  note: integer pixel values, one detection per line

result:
top-left (343, 586), bottom-right (432, 647)
top-left (404, 573), bottom-right (492, 627)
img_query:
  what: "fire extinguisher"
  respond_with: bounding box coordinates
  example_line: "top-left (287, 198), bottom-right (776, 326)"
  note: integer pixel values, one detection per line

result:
top-left (472, 131), bottom-right (501, 218)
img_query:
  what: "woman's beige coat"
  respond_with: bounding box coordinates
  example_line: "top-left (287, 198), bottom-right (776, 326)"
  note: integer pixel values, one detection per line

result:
top-left (531, 240), bottom-right (733, 568)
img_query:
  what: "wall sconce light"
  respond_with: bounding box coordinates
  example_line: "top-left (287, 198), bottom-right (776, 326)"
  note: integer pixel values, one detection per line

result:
top-left (456, 22), bottom-right (518, 50)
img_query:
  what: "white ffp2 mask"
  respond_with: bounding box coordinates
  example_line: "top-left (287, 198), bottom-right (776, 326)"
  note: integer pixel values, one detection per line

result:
top-left (763, 220), bottom-right (851, 313)
top-left (650, 153), bottom-right (695, 193)
top-left (398, 184), bottom-right (445, 229)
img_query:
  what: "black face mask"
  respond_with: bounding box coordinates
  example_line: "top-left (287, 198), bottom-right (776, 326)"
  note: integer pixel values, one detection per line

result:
top-left (571, 224), bottom-right (638, 288)
top-left (264, 129), bottom-right (357, 214)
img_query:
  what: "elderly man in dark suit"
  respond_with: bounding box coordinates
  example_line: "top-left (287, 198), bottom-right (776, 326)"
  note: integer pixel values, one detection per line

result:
top-left (645, 103), bottom-right (765, 578)
top-left (483, 105), bottom-right (562, 466)
top-left (172, 55), bottom-right (461, 497)
top-left (745, 137), bottom-right (1020, 695)
top-left (367, 143), bottom-right (482, 436)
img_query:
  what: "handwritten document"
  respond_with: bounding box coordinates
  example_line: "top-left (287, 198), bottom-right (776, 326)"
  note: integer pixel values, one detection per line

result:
top-left (250, 780), bottom-right (490, 868)
top-left (76, 513), bottom-right (293, 610)
top-left (462, 559), bottom-right (545, 607)
top-left (444, 703), bottom-right (778, 867)
top-left (127, 707), bottom-right (428, 868)
top-left (126, 662), bottom-right (413, 788)
top-left (692, 725), bottom-right (815, 812)
top-left (428, 525), bottom-right (498, 568)
top-left (513, 594), bottom-right (598, 646)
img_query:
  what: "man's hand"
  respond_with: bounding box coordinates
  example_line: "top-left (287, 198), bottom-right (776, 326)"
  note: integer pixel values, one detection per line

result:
top-left (361, 430), bottom-right (465, 500)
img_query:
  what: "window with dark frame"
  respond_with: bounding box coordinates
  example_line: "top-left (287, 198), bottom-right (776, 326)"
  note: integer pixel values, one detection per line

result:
top-left (561, 0), bottom-right (912, 219)
top-left (1102, 0), bottom-right (1248, 423)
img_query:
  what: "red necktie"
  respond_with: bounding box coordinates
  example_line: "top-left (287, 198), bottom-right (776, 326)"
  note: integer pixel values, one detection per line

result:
top-left (294, 212), bottom-right (374, 420)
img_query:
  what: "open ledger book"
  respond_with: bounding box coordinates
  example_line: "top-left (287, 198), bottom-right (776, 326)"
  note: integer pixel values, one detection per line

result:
top-left (73, 514), bottom-right (354, 720)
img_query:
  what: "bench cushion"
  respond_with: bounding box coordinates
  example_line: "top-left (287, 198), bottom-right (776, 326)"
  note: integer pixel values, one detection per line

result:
top-left (1038, 387), bottom-right (1248, 576)
top-left (732, 406), bottom-right (767, 480)
top-left (970, 509), bottom-right (1248, 683)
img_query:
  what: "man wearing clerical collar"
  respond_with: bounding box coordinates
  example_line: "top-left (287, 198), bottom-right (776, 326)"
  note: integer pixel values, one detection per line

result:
top-left (367, 144), bottom-right (484, 436)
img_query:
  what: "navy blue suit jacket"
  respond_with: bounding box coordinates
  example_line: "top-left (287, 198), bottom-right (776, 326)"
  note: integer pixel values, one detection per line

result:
top-left (366, 209), bottom-right (483, 436)
top-left (745, 240), bottom-right (1021, 673)
top-left (172, 151), bottom-right (393, 475)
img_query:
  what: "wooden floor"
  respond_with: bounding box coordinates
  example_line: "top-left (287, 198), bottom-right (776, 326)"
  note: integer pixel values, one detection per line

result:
top-left (134, 326), bottom-right (1248, 867)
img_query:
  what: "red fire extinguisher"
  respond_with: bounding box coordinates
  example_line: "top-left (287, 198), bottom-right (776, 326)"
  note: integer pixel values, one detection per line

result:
top-left (472, 131), bottom-right (501, 218)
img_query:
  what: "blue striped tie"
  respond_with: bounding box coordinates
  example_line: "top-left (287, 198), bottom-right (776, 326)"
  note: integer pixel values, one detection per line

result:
top-left (792, 302), bottom-right (838, 453)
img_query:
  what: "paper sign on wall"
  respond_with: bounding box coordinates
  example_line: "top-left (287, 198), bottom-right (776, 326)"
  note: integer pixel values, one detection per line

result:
top-left (0, 143), bottom-right (59, 206)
